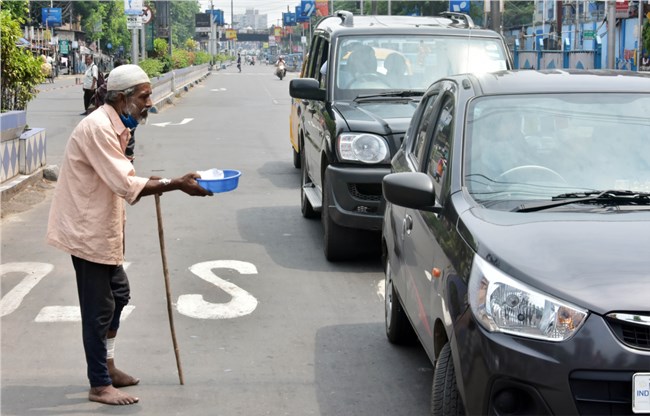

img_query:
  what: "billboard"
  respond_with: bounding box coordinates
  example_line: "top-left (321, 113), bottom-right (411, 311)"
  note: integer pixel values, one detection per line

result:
top-left (42, 8), bottom-right (62, 27)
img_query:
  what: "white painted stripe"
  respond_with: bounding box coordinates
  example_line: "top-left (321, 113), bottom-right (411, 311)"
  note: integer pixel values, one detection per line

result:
top-left (1, 263), bottom-right (53, 317)
top-left (377, 279), bottom-right (385, 301)
top-left (34, 305), bottom-right (135, 323)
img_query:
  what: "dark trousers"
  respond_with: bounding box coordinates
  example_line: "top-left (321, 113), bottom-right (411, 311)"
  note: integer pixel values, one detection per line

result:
top-left (83, 88), bottom-right (95, 111)
top-left (71, 256), bottom-right (131, 387)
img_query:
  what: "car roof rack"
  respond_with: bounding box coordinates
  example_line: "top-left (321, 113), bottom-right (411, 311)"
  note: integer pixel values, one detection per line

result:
top-left (336, 10), bottom-right (354, 27)
top-left (438, 11), bottom-right (476, 28)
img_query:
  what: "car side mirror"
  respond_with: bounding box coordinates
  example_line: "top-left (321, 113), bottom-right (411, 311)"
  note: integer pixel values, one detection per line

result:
top-left (382, 172), bottom-right (439, 213)
top-left (290, 78), bottom-right (326, 101)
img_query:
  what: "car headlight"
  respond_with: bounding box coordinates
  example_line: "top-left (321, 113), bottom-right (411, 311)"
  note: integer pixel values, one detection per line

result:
top-left (337, 133), bottom-right (389, 164)
top-left (468, 254), bottom-right (588, 342)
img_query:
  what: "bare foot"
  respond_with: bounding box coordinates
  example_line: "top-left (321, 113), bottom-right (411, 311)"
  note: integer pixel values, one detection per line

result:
top-left (108, 359), bottom-right (140, 387)
top-left (88, 385), bottom-right (139, 405)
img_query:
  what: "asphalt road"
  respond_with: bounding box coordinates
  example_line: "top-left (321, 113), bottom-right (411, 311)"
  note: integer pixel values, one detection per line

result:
top-left (1, 63), bottom-right (431, 416)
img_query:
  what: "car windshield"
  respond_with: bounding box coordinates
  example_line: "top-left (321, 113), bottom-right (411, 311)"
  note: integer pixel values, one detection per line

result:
top-left (333, 35), bottom-right (508, 100)
top-left (464, 93), bottom-right (650, 209)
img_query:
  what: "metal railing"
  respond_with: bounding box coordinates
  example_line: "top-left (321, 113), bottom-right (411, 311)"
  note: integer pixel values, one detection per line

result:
top-left (150, 64), bottom-right (210, 107)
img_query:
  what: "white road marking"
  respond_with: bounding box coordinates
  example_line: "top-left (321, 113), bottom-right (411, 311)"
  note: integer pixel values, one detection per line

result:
top-left (152, 118), bottom-right (194, 127)
top-left (0, 263), bottom-right (53, 317)
top-left (177, 260), bottom-right (258, 320)
top-left (33, 261), bottom-right (132, 322)
top-left (35, 305), bottom-right (135, 323)
top-left (377, 279), bottom-right (385, 301)
top-left (210, 88), bottom-right (227, 91)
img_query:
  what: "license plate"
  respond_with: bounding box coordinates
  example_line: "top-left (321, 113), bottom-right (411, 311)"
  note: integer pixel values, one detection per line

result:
top-left (633, 373), bottom-right (650, 414)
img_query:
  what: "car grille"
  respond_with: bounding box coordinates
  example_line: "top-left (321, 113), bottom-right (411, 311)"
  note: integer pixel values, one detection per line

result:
top-left (605, 314), bottom-right (650, 351)
top-left (569, 371), bottom-right (634, 415)
top-left (348, 183), bottom-right (382, 202)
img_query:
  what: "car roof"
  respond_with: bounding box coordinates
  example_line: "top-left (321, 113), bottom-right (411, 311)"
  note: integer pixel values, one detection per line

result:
top-left (314, 12), bottom-right (502, 38)
top-left (462, 70), bottom-right (650, 95)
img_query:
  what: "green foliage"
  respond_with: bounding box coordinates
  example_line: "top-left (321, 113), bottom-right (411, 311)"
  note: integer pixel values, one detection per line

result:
top-left (153, 38), bottom-right (169, 58)
top-left (193, 51), bottom-right (211, 65)
top-left (170, 1), bottom-right (201, 48)
top-left (171, 47), bottom-right (193, 69)
top-left (642, 20), bottom-right (650, 56)
top-left (1, 7), bottom-right (45, 111)
top-left (138, 58), bottom-right (164, 78)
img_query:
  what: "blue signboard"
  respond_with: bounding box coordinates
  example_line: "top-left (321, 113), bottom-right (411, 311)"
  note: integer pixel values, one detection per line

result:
top-left (449, 1), bottom-right (470, 13)
top-left (283, 12), bottom-right (297, 26)
top-left (301, 0), bottom-right (316, 17)
top-left (41, 8), bottom-right (62, 27)
top-left (208, 9), bottom-right (225, 26)
top-left (296, 6), bottom-right (309, 23)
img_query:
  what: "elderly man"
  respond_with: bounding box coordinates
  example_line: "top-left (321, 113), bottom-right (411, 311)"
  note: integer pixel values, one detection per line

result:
top-left (47, 65), bottom-right (212, 405)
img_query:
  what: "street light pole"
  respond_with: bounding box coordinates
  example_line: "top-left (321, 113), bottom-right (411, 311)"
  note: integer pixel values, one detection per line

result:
top-left (607, 0), bottom-right (616, 68)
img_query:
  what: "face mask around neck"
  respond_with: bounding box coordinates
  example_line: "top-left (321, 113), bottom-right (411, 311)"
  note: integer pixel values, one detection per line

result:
top-left (119, 113), bottom-right (139, 129)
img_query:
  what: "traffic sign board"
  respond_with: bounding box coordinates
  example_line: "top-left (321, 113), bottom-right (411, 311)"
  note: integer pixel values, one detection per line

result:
top-left (142, 6), bottom-right (153, 24)
top-left (126, 15), bottom-right (143, 29)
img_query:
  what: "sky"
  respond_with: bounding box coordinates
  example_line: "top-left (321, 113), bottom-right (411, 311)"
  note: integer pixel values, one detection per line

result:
top-left (198, 0), bottom-right (294, 27)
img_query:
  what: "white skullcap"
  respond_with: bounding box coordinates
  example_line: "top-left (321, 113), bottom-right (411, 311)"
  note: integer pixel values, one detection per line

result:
top-left (107, 64), bottom-right (150, 91)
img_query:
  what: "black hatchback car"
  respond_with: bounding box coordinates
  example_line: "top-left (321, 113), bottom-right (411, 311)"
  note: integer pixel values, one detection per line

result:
top-left (382, 70), bottom-right (650, 415)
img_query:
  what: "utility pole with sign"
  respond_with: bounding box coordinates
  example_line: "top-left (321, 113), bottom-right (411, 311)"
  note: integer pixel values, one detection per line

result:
top-left (125, 0), bottom-right (144, 64)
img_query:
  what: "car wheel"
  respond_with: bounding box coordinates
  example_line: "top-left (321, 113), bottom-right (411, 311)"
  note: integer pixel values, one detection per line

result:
top-left (322, 176), bottom-right (354, 261)
top-left (385, 257), bottom-right (415, 344)
top-left (300, 147), bottom-right (318, 219)
top-left (431, 343), bottom-right (465, 416)
top-left (292, 146), bottom-right (301, 169)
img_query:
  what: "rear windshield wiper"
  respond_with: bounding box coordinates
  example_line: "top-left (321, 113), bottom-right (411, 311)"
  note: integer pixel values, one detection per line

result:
top-left (512, 190), bottom-right (650, 213)
top-left (354, 90), bottom-right (424, 102)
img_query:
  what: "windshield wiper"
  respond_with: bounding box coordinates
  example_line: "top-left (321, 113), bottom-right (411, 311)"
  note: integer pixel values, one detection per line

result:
top-left (354, 90), bottom-right (424, 101)
top-left (512, 190), bottom-right (650, 213)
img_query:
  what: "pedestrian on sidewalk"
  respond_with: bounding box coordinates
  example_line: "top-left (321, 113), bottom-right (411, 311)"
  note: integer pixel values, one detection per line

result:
top-left (46, 64), bottom-right (212, 406)
top-left (81, 54), bottom-right (98, 115)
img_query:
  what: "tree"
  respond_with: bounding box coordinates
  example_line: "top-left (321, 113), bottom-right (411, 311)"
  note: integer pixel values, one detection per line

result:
top-left (170, 1), bottom-right (200, 48)
top-left (643, 20), bottom-right (650, 56)
top-left (1, 1), bottom-right (45, 111)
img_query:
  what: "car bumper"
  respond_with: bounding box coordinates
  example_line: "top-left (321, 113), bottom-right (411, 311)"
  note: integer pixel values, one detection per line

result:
top-left (325, 164), bottom-right (389, 231)
top-left (453, 309), bottom-right (650, 415)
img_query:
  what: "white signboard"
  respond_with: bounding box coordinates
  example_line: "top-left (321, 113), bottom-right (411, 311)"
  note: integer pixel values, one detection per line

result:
top-left (126, 15), bottom-right (143, 29)
top-left (124, 0), bottom-right (144, 15)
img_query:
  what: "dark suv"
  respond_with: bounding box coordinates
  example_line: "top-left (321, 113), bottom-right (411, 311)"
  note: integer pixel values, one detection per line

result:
top-left (289, 10), bottom-right (511, 261)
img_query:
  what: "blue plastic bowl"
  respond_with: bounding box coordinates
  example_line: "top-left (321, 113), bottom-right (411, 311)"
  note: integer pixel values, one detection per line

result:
top-left (196, 169), bottom-right (241, 193)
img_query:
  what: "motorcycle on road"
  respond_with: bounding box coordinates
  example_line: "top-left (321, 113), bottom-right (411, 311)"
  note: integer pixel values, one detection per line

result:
top-left (275, 61), bottom-right (287, 80)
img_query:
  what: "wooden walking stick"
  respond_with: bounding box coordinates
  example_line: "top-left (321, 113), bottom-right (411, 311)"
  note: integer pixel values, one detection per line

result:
top-left (154, 194), bottom-right (185, 385)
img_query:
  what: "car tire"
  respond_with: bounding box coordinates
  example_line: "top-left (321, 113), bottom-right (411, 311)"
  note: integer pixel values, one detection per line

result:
top-left (292, 146), bottom-right (301, 169)
top-left (431, 343), bottom-right (465, 416)
top-left (385, 257), bottom-right (415, 344)
top-left (300, 147), bottom-right (318, 219)
top-left (322, 176), bottom-right (354, 261)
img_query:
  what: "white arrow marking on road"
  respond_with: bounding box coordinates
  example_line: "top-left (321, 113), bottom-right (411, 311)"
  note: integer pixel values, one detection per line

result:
top-left (210, 88), bottom-right (227, 91)
top-left (0, 263), bottom-right (53, 317)
top-left (152, 118), bottom-right (194, 127)
top-left (177, 260), bottom-right (258, 320)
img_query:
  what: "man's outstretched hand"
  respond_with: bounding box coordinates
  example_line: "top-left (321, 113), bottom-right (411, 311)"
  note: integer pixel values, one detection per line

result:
top-left (178, 172), bottom-right (213, 197)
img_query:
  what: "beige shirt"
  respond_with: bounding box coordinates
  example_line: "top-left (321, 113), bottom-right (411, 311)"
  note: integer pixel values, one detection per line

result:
top-left (46, 105), bottom-right (149, 265)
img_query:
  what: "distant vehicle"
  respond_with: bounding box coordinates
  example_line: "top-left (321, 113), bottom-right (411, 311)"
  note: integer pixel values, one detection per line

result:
top-left (289, 10), bottom-right (511, 261)
top-left (382, 70), bottom-right (650, 415)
